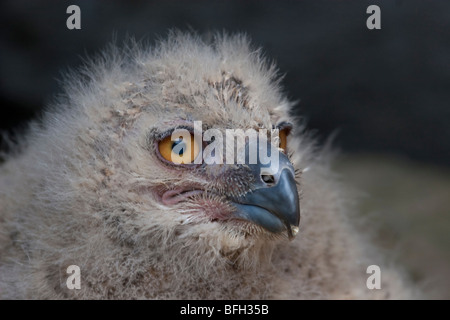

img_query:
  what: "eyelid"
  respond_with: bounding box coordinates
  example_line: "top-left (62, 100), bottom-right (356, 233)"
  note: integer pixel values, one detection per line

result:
top-left (275, 122), bottom-right (293, 133)
top-left (157, 125), bottom-right (195, 140)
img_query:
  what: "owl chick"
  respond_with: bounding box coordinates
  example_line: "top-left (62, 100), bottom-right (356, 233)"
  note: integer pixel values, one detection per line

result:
top-left (0, 31), bottom-right (415, 299)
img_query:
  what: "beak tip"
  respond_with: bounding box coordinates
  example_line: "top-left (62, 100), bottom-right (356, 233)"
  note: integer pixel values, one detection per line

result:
top-left (289, 225), bottom-right (299, 239)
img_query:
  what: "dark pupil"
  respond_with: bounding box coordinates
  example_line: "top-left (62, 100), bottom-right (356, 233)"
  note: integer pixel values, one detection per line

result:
top-left (172, 139), bottom-right (186, 156)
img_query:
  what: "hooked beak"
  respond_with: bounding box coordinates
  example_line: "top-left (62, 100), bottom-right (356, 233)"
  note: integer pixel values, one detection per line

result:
top-left (230, 144), bottom-right (300, 239)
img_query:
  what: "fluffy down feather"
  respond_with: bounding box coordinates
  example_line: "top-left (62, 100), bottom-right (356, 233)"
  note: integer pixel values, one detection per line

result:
top-left (0, 31), bottom-right (416, 299)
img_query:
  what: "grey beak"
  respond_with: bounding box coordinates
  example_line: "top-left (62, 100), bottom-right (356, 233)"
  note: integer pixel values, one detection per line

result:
top-left (231, 142), bottom-right (300, 239)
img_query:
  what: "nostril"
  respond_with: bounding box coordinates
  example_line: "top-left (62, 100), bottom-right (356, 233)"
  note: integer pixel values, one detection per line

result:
top-left (261, 174), bottom-right (275, 185)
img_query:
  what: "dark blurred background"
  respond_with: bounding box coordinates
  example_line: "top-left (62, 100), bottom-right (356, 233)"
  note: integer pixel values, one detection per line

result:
top-left (1, 0), bottom-right (449, 298)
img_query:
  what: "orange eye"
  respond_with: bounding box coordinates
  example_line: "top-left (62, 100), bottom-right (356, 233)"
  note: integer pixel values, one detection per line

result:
top-left (158, 130), bottom-right (200, 164)
top-left (279, 128), bottom-right (288, 152)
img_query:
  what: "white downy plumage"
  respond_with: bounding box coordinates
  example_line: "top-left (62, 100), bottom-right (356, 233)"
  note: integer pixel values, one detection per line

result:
top-left (0, 31), bottom-right (416, 299)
